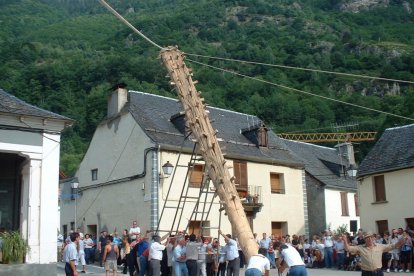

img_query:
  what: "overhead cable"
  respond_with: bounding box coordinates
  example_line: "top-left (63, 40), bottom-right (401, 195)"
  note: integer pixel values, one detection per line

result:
top-left (187, 53), bottom-right (414, 85)
top-left (98, 0), bottom-right (164, 50)
top-left (187, 58), bottom-right (414, 122)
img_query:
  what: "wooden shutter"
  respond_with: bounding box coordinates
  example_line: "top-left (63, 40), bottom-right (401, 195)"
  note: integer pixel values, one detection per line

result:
top-left (354, 193), bottom-right (360, 216)
top-left (340, 192), bottom-right (349, 216)
top-left (189, 164), bottom-right (204, 188)
top-left (233, 160), bottom-right (248, 191)
top-left (374, 175), bottom-right (386, 202)
top-left (376, 220), bottom-right (389, 235)
top-left (270, 173), bottom-right (284, 193)
top-left (272, 222), bottom-right (283, 237)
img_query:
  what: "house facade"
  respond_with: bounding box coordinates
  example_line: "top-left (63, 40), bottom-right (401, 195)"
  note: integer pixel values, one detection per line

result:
top-left (283, 140), bottom-right (360, 236)
top-left (357, 124), bottom-right (414, 233)
top-left (60, 86), bottom-right (308, 241)
top-left (0, 88), bottom-right (72, 265)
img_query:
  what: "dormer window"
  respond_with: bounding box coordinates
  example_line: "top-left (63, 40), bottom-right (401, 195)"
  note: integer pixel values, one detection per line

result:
top-left (170, 112), bottom-right (187, 134)
top-left (241, 122), bottom-right (268, 147)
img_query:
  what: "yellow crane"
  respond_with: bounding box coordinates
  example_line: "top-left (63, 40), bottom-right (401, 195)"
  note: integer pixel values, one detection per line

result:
top-left (278, 131), bottom-right (377, 143)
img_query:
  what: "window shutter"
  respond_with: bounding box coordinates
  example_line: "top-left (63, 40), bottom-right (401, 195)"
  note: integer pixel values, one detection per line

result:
top-left (233, 160), bottom-right (248, 191)
top-left (189, 164), bottom-right (204, 188)
top-left (354, 193), bottom-right (359, 216)
top-left (374, 175), bottom-right (386, 202)
top-left (340, 192), bottom-right (349, 216)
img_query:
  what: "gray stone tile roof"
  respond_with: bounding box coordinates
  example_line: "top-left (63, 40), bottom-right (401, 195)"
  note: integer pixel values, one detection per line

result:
top-left (282, 139), bottom-right (357, 190)
top-left (0, 88), bottom-right (72, 121)
top-left (358, 123), bottom-right (414, 177)
top-left (127, 91), bottom-right (303, 167)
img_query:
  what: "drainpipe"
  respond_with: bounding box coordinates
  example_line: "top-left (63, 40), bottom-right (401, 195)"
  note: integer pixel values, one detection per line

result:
top-left (150, 146), bottom-right (160, 232)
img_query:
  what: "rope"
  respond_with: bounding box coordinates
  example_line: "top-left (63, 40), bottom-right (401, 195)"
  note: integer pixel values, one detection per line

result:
top-left (187, 58), bottom-right (414, 122)
top-left (98, 0), bottom-right (164, 50)
top-left (187, 53), bottom-right (414, 85)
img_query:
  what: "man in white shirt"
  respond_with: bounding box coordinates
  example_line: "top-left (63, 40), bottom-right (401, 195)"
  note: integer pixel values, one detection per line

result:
top-left (245, 248), bottom-right (270, 276)
top-left (322, 230), bottom-right (334, 268)
top-left (218, 230), bottom-right (239, 276)
top-left (276, 242), bottom-right (307, 276)
top-left (149, 234), bottom-right (170, 276)
top-left (63, 232), bottom-right (80, 276)
top-left (130, 220), bottom-right (141, 240)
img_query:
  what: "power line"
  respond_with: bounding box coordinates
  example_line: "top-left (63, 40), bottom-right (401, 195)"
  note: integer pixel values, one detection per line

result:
top-left (187, 58), bottom-right (414, 122)
top-left (186, 53), bottom-right (414, 85)
top-left (98, 0), bottom-right (164, 50)
top-left (98, 0), bottom-right (414, 122)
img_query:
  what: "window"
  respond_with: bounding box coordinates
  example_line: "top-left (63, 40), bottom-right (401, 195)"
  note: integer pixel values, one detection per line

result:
top-left (406, 218), bottom-right (414, 230)
top-left (188, 164), bottom-right (204, 188)
top-left (63, 224), bottom-right (68, 239)
top-left (373, 175), bottom-right (386, 202)
top-left (70, 221), bottom-right (75, 231)
top-left (376, 220), bottom-right (389, 235)
top-left (340, 192), bottom-right (349, 216)
top-left (270, 173), bottom-right (285, 194)
top-left (272, 221), bottom-right (287, 238)
top-left (354, 194), bottom-right (359, 216)
top-left (91, 169), bottom-right (98, 181)
top-left (258, 126), bottom-right (268, 147)
top-left (188, 220), bottom-right (202, 236)
top-left (233, 160), bottom-right (248, 191)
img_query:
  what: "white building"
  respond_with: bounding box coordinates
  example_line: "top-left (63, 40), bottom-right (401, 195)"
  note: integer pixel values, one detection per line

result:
top-left (0, 88), bottom-right (72, 265)
top-left (283, 140), bottom-right (360, 236)
top-left (60, 86), bottom-right (308, 241)
top-left (357, 123), bottom-right (414, 233)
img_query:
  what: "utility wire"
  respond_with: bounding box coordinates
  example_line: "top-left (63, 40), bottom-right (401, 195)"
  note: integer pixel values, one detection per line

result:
top-left (99, 0), bottom-right (414, 86)
top-left (98, 0), bottom-right (414, 122)
top-left (98, 0), bottom-right (164, 50)
top-left (187, 58), bottom-right (414, 122)
top-left (187, 53), bottom-right (414, 85)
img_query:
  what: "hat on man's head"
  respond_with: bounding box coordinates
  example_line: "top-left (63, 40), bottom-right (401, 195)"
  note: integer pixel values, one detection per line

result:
top-left (363, 231), bottom-right (375, 239)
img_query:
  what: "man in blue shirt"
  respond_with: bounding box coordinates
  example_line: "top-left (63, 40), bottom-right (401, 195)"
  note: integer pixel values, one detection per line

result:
top-left (218, 230), bottom-right (240, 276)
top-left (174, 237), bottom-right (189, 276)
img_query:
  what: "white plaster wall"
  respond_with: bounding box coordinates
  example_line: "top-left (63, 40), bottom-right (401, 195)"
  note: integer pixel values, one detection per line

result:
top-left (61, 113), bottom-right (155, 234)
top-left (324, 189), bottom-right (360, 232)
top-left (249, 162), bottom-right (305, 236)
top-left (159, 151), bottom-right (305, 240)
top-left (359, 168), bottom-right (414, 232)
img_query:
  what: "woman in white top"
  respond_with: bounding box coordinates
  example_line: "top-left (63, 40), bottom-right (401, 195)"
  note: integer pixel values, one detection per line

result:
top-left (84, 234), bottom-right (94, 265)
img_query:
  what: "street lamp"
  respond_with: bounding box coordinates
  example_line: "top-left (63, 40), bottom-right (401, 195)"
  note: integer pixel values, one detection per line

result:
top-left (71, 182), bottom-right (79, 230)
top-left (347, 164), bottom-right (358, 178)
top-left (162, 161), bottom-right (174, 178)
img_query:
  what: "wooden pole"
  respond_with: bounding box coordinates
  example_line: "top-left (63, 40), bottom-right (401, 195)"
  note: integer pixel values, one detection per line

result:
top-left (160, 46), bottom-right (258, 260)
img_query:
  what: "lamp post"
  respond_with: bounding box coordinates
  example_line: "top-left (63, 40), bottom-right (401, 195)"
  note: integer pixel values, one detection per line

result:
top-left (71, 182), bottom-right (79, 230)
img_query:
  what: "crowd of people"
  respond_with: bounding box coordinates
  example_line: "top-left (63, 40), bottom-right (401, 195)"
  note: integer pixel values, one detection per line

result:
top-left (61, 221), bottom-right (413, 276)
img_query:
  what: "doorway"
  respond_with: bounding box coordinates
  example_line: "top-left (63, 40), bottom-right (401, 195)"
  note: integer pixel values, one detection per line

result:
top-left (0, 153), bottom-right (25, 231)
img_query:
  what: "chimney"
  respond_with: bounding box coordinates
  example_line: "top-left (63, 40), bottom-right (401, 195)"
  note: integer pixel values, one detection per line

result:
top-left (335, 142), bottom-right (356, 166)
top-left (108, 83), bottom-right (128, 118)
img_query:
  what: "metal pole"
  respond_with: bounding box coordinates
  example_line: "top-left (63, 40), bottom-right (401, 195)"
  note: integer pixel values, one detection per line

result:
top-left (75, 192), bottom-right (77, 230)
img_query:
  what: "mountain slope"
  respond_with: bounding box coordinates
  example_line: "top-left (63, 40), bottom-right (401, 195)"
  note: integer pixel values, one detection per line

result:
top-left (0, 0), bottom-right (413, 174)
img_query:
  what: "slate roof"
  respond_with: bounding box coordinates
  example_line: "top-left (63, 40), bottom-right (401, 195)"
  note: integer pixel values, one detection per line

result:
top-left (127, 91), bottom-right (303, 167)
top-left (0, 88), bottom-right (72, 121)
top-left (358, 123), bottom-right (414, 177)
top-left (282, 139), bottom-right (357, 190)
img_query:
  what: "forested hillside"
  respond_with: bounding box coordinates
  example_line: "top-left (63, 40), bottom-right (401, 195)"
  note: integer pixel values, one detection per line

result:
top-left (0, 0), bottom-right (413, 175)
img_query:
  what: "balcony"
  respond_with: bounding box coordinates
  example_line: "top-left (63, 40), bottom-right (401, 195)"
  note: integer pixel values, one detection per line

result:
top-left (238, 185), bottom-right (263, 213)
